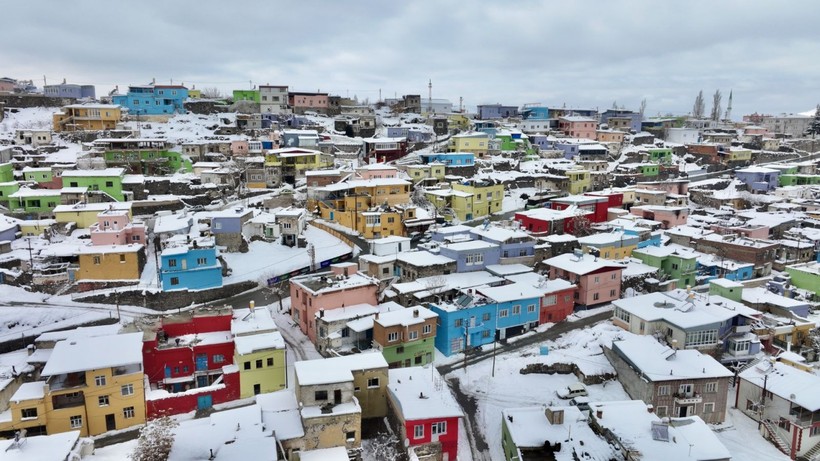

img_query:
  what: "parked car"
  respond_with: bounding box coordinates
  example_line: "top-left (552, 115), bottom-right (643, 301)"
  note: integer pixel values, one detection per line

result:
top-left (569, 396), bottom-right (591, 412)
top-left (556, 382), bottom-right (588, 399)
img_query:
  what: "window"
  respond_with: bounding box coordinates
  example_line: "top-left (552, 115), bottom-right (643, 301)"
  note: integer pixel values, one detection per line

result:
top-left (593, 292), bottom-right (600, 301)
top-left (704, 382), bottom-right (718, 393)
top-left (21, 408), bottom-right (37, 419)
top-left (170, 277), bottom-right (179, 286)
top-left (346, 431), bottom-right (356, 441)
top-left (95, 375), bottom-right (107, 386)
top-left (611, 273), bottom-right (617, 280)
top-left (610, 289), bottom-right (616, 297)
top-left (423, 324), bottom-right (432, 335)
top-left (431, 421), bottom-right (447, 435)
top-left (454, 319), bottom-right (463, 327)
top-left (482, 313), bottom-right (491, 321)
top-left (512, 305), bottom-right (521, 315)
top-left (678, 384), bottom-right (694, 396)
top-left (256, 359), bottom-right (263, 369)
top-left (99, 395), bottom-right (110, 406)
top-left (105, 181), bottom-right (114, 187)
top-left (482, 330), bottom-right (491, 338)
top-left (314, 390), bottom-right (328, 401)
top-left (197, 257), bottom-right (207, 265)
top-left (183, 366), bottom-right (188, 373)
top-left (614, 307), bottom-right (631, 324)
top-left (367, 377), bottom-right (380, 388)
top-left (123, 406), bottom-right (135, 419)
top-left (414, 424), bottom-right (424, 439)
top-left (341, 328), bottom-right (349, 338)
top-left (544, 294), bottom-right (557, 306)
top-left (656, 406), bottom-right (667, 417)
top-left (685, 329), bottom-right (718, 347)
top-left (466, 253), bottom-right (484, 265)
top-left (70, 415), bottom-right (82, 429)
top-left (657, 385), bottom-right (670, 396)
top-left (244, 361), bottom-right (251, 370)
top-left (388, 332), bottom-right (399, 342)
top-left (594, 276), bottom-right (599, 283)
top-left (499, 309), bottom-right (508, 318)
top-left (168, 259), bottom-right (177, 267)
top-left (119, 254), bottom-right (126, 263)
top-left (93, 256), bottom-right (101, 265)
top-left (213, 354), bottom-right (225, 364)
top-left (703, 403), bottom-right (714, 414)
top-left (409, 330), bottom-right (418, 340)
top-left (267, 358), bottom-right (274, 367)
top-left (121, 384), bottom-right (134, 396)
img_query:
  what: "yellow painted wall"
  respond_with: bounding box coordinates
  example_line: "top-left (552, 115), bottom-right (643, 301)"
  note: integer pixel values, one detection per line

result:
top-left (77, 251), bottom-right (142, 281)
top-left (581, 243), bottom-right (638, 260)
top-left (565, 169), bottom-right (591, 194)
top-left (0, 394), bottom-right (48, 433)
top-left (352, 369), bottom-right (388, 419)
top-left (450, 183), bottom-right (504, 221)
top-left (235, 348), bottom-right (287, 398)
top-left (451, 136), bottom-right (489, 155)
top-left (56, 209), bottom-right (134, 228)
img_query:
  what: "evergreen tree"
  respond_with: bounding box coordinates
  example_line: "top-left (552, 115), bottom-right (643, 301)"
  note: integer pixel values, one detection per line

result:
top-left (710, 90), bottom-right (722, 122)
top-left (692, 91), bottom-right (705, 119)
top-left (805, 104), bottom-right (820, 138)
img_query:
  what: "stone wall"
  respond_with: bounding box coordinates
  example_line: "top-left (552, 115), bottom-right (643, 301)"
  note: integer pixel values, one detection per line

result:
top-left (184, 100), bottom-right (231, 115)
top-left (0, 94), bottom-right (74, 109)
top-left (72, 280), bottom-right (258, 311)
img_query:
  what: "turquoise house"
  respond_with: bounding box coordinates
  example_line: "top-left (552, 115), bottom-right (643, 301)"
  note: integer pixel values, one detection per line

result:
top-left (113, 84), bottom-right (189, 115)
top-left (159, 238), bottom-right (222, 291)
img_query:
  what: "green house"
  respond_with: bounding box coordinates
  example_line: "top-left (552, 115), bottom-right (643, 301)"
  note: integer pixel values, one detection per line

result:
top-left (103, 150), bottom-right (185, 175)
top-left (632, 246), bottom-right (698, 288)
top-left (0, 163), bottom-right (14, 183)
top-left (232, 89), bottom-right (260, 103)
top-left (646, 148), bottom-right (672, 165)
top-left (8, 187), bottom-right (61, 214)
top-left (785, 262), bottom-right (820, 297)
top-left (779, 174), bottom-right (820, 187)
top-left (62, 168), bottom-right (126, 201)
top-left (0, 181), bottom-right (21, 208)
top-left (374, 307), bottom-right (437, 368)
top-left (638, 163), bottom-right (660, 177)
top-left (708, 278), bottom-right (744, 302)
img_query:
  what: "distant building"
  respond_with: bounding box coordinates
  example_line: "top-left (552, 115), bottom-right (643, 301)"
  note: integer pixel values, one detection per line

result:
top-left (112, 83), bottom-right (189, 115)
top-left (43, 82), bottom-right (95, 99)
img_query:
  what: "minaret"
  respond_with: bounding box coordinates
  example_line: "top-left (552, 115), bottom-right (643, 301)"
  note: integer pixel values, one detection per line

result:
top-left (725, 90), bottom-right (733, 121)
top-left (428, 79), bottom-right (433, 114)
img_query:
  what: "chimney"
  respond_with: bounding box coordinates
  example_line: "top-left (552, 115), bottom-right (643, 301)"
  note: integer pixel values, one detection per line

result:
top-left (319, 309), bottom-right (324, 318)
top-left (413, 309), bottom-right (419, 318)
top-left (647, 404), bottom-right (654, 413)
top-left (596, 409), bottom-right (603, 419)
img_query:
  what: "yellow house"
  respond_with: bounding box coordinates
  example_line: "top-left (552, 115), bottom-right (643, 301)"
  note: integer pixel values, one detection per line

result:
top-left (231, 307), bottom-right (288, 398)
top-left (53, 104), bottom-right (122, 132)
top-left (725, 147), bottom-right (752, 163)
top-left (76, 244), bottom-right (145, 281)
top-left (577, 231), bottom-right (639, 260)
top-left (311, 178), bottom-right (415, 237)
top-left (447, 113), bottom-right (471, 131)
top-left (54, 202), bottom-right (133, 228)
top-left (265, 148), bottom-right (334, 184)
top-left (565, 169), bottom-right (591, 194)
top-left (406, 163), bottom-right (446, 184)
top-left (187, 89), bottom-right (202, 99)
top-left (426, 180), bottom-right (504, 222)
top-left (449, 132), bottom-right (489, 157)
top-left (0, 332), bottom-right (146, 437)
top-left (18, 219), bottom-right (57, 237)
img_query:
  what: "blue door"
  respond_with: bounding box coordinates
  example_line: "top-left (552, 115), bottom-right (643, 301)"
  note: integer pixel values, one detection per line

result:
top-left (195, 354), bottom-right (208, 371)
top-left (197, 394), bottom-right (212, 410)
top-left (164, 366), bottom-right (171, 378)
top-left (329, 211), bottom-right (335, 221)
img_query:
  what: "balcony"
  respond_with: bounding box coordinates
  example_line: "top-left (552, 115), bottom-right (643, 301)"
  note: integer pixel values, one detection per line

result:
top-left (674, 393), bottom-right (702, 405)
top-left (47, 372), bottom-right (86, 392)
top-left (52, 391), bottom-right (85, 409)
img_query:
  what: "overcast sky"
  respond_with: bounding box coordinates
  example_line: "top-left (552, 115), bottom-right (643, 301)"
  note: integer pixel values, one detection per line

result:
top-left (4, 1), bottom-right (818, 118)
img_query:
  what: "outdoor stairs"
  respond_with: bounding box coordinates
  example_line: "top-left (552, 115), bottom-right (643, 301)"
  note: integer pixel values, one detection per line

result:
top-left (761, 419), bottom-right (791, 456)
top-left (801, 438), bottom-right (820, 461)
top-left (730, 357), bottom-right (762, 386)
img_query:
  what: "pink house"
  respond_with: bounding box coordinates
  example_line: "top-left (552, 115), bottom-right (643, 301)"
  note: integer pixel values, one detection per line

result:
top-left (89, 209), bottom-right (146, 246)
top-left (636, 179), bottom-right (689, 196)
top-left (744, 125), bottom-right (768, 136)
top-left (288, 92), bottom-right (329, 113)
top-left (230, 139), bottom-right (249, 157)
top-left (543, 253), bottom-right (624, 307)
top-left (629, 205), bottom-right (689, 229)
top-left (558, 116), bottom-right (598, 140)
top-left (355, 163), bottom-right (398, 179)
top-left (289, 263), bottom-right (379, 342)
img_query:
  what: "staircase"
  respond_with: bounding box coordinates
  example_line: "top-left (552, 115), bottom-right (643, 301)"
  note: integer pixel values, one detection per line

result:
top-left (800, 438), bottom-right (820, 461)
top-left (760, 419), bottom-right (790, 456)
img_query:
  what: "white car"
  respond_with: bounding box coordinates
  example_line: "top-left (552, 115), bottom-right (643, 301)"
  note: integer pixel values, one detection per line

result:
top-left (556, 382), bottom-right (588, 399)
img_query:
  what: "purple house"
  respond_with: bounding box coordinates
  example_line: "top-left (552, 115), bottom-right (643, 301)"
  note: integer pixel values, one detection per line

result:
top-left (477, 104), bottom-right (519, 120)
top-left (433, 240), bottom-right (501, 272)
top-left (0, 216), bottom-right (20, 242)
top-left (735, 166), bottom-right (780, 193)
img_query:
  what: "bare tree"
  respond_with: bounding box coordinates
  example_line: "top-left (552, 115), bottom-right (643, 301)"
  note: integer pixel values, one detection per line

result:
top-left (131, 416), bottom-right (179, 461)
top-left (692, 90), bottom-right (705, 119)
top-left (639, 98), bottom-right (647, 117)
top-left (200, 87), bottom-right (222, 99)
top-left (423, 275), bottom-right (448, 302)
top-left (363, 432), bottom-right (402, 460)
top-left (259, 273), bottom-right (290, 313)
top-left (710, 89), bottom-right (723, 122)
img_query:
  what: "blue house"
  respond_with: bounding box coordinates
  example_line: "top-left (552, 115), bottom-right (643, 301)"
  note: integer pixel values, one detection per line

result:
top-left (435, 240), bottom-right (501, 272)
top-left (477, 104), bottom-right (518, 120)
top-left (600, 109), bottom-right (642, 133)
top-left (429, 224), bottom-right (474, 243)
top-left (430, 282), bottom-right (543, 355)
top-left (469, 225), bottom-right (535, 262)
top-left (0, 215), bottom-right (20, 242)
top-left (112, 84), bottom-right (189, 115)
top-left (159, 238), bottom-right (222, 291)
top-left (419, 152), bottom-right (475, 167)
top-left (735, 166), bottom-right (780, 193)
top-left (697, 257), bottom-right (755, 282)
top-left (211, 208), bottom-right (254, 252)
top-left (521, 106), bottom-right (550, 120)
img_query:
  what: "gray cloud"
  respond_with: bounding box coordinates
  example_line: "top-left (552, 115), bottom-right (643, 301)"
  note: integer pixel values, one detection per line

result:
top-left (3, 0), bottom-right (818, 116)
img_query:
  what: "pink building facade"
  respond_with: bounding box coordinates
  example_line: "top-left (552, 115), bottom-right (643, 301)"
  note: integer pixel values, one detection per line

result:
top-left (355, 164), bottom-right (398, 180)
top-left (289, 263), bottom-right (379, 342)
top-left (629, 205), bottom-right (689, 229)
top-left (289, 92), bottom-right (329, 112)
top-left (231, 140), bottom-right (249, 157)
top-left (558, 116), bottom-right (598, 140)
top-left (544, 254), bottom-right (624, 307)
top-left (90, 209), bottom-right (146, 246)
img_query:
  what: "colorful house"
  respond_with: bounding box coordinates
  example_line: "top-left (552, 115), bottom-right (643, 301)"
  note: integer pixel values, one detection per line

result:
top-left (22, 166), bottom-right (62, 189)
top-left (290, 263), bottom-right (379, 342)
top-left (265, 147), bottom-right (334, 185)
top-left (419, 152), bottom-right (475, 167)
top-left (558, 116), bottom-right (598, 139)
top-left (8, 188), bottom-right (61, 214)
top-left (632, 245), bottom-right (698, 288)
top-left (231, 306), bottom-right (287, 398)
top-left (0, 332), bottom-right (146, 437)
top-left (232, 89), bottom-right (260, 103)
top-left (578, 231), bottom-right (640, 260)
top-left (54, 202), bottom-right (133, 228)
top-left (387, 366), bottom-right (463, 461)
top-left (543, 252), bottom-right (624, 307)
top-left (784, 261), bottom-right (820, 296)
top-left (434, 240), bottom-right (501, 272)
top-left (76, 244), bottom-right (145, 281)
top-left (140, 308), bottom-right (239, 417)
top-left (53, 104), bottom-right (121, 132)
top-left (564, 169), bottom-right (591, 194)
top-left (93, 138), bottom-right (186, 175)
top-left (373, 306), bottom-right (437, 368)
top-left (645, 147), bottom-right (673, 165)
top-left (629, 205), bottom-right (688, 229)
top-left (449, 132), bottom-right (490, 157)
top-left (112, 84), bottom-right (189, 115)
top-left (61, 168), bottom-right (126, 202)
top-left (425, 179), bottom-right (504, 222)
top-left (159, 237), bottom-right (222, 292)
top-left (89, 209), bottom-right (146, 246)
top-left (735, 166), bottom-right (780, 193)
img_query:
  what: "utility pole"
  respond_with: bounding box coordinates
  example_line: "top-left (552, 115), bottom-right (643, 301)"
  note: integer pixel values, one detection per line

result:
top-left (115, 290), bottom-right (121, 321)
top-left (26, 239), bottom-right (34, 273)
top-left (758, 372), bottom-right (769, 430)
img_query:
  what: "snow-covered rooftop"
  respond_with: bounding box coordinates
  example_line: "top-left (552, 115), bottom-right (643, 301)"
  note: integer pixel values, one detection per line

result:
top-left (294, 351), bottom-right (387, 386)
top-left (42, 332), bottom-right (143, 376)
top-left (611, 335), bottom-right (732, 381)
top-left (388, 366), bottom-right (463, 421)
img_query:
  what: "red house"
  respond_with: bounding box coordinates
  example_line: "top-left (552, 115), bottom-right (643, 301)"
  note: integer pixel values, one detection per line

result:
top-left (363, 137), bottom-right (408, 163)
top-left (388, 367), bottom-right (464, 461)
top-left (515, 207), bottom-right (593, 235)
top-left (141, 307), bottom-right (240, 417)
top-left (585, 190), bottom-right (624, 210)
top-left (538, 279), bottom-right (578, 324)
top-left (550, 195), bottom-right (609, 223)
